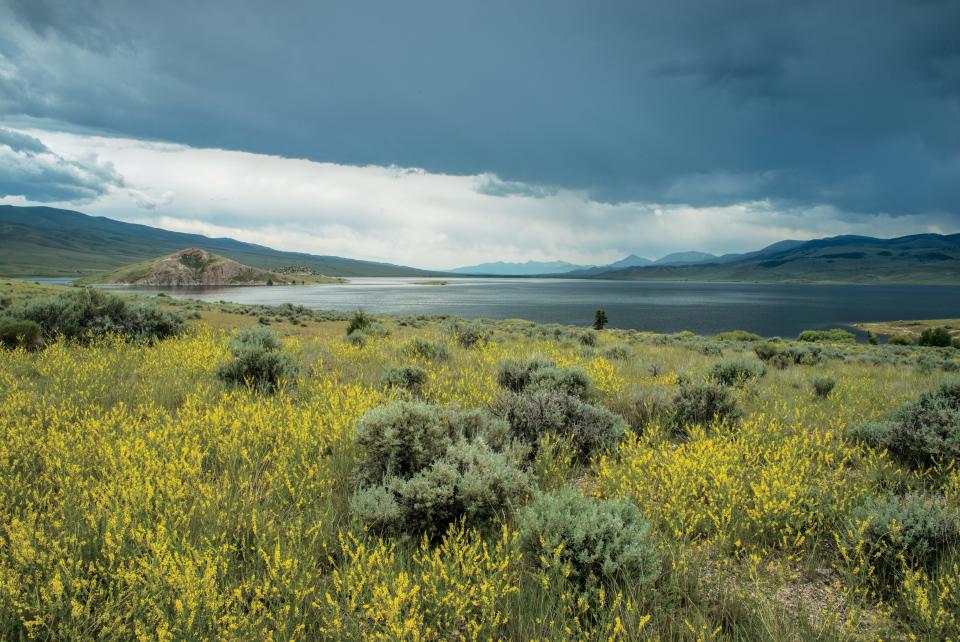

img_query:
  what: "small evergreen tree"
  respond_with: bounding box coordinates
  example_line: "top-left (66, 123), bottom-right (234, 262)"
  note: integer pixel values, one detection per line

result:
top-left (593, 309), bottom-right (608, 330)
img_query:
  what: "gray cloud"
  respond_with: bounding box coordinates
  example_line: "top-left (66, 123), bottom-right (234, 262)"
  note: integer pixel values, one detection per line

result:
top-left (0, 126), bottom-right (124, 201)
top-left (0, 0), bottom-right (957, 223)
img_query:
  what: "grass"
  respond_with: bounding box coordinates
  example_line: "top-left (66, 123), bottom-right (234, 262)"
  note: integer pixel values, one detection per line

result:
top-left (1, 279), bottom-right (959, 640)
top-left (855, 318), bottom-right (960, 341)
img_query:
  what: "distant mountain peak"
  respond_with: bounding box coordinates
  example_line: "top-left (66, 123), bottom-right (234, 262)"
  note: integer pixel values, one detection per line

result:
top-left (654, 251), bottom-right (717, 266)
top-left (607, 254), bottom-right (653, 268)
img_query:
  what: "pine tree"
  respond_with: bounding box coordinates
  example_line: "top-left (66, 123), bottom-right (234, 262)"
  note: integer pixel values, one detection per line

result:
top-left (593, 309), bottom-right (608, 330)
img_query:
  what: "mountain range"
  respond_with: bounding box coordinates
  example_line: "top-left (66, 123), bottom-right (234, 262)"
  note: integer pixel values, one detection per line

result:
top-left (1, 205), bottom-right (958, 284)
top-left (580, 234), bottom-right (960, 284)
top-left (450, 251), bottom-right (723, 276)
top-left (0, 205), bottom-right (436, 277)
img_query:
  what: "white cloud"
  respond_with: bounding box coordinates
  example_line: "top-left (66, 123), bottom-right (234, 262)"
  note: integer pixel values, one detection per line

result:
top-left (0, 126), bottom-right (124, 202)
top-left (0, 125), bottom-right (955, 269)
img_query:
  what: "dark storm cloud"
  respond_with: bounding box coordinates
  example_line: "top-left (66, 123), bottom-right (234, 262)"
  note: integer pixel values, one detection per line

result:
top-left (0, 126), bottom-right (124, 202)
top-left (0, 0), bottom-right (958, 218)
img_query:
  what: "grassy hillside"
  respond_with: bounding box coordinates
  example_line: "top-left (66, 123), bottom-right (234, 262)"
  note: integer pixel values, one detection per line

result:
top-left (0, 205), bottom-right (439, 277)
top-left (2, 281), bottom-right (960, 639)
top-left (590, 234), bottom-right (960, 284)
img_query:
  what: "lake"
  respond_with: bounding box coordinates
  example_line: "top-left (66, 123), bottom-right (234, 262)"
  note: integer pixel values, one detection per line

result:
top-left (99, 277), bottom-right (960, 337)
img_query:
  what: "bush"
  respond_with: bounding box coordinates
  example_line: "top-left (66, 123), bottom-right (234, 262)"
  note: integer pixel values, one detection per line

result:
top-left (495, 388), bottom-right (625, 462)
top-left (216, 327), bottom-right (299, 393)
top-left (496, 357), bottom-right (555, 392)
top-left (228, 325), bottom-right (281, 352)
top-left (672, 382), bottom-right (739, 432)
top-left (840, 493), bottom-right (959, 586)
top-left (788, 345), bottom-right (824, 366)
top-left (601, 344), bottom-right (630, 360)
top-left (619, 388), bottom-right (672, 429)
top-left (16, 289), bottom-right (184, 343)
top-left (518, 487), bottom-right (660, 590)
top-left (709, 358), bottom-right (767, 387)
top-left (812, 376), bottom-right (836, 399)
top-left (402, 337), bottom-right (451, 361)
top-left (346, 309), bottom-right (372, 335)
top-left (382, 365), bottom-right (428, 392)
top-left (528, 366), bottom-right (593, 399)
top-left (797, 328), bottom-right (856, 343)
top-left (350, 401), bottom-right (530, 537)
top-left (578, 330), bottom-right (598, 346)
top-left (753, 342), bottom-right (781, 362)
top-left (848, 381), bottom-right (960, 466)
top-left (755, 342), bottom-right (822, 369)
top-left (450, 319), bottom-right (489, 348)
top-left (496, 358), bottom-right (592, 399)
top-left (888, 335), bottom-right (914, 346)
top-left (919, 327), bottom-right (953, 348)
top-left (0, 317), bottom-right (42, 350)
top-left (717, 330), bottom-right (763, 342)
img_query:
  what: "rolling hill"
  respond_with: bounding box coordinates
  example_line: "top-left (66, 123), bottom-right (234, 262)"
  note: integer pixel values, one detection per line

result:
top-left (0, 205), bottom-right (438, 277)
top-left (77, 248), bottom-right (344, 286)
top-left (586, 234), bottom-right (960, 284)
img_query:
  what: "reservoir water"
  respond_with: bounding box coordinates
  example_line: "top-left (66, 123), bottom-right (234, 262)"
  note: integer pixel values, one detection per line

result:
top-left (101, 277), bottom-right (960, 337)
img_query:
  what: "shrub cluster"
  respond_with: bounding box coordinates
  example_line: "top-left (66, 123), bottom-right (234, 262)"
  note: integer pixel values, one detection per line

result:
top-left (216, 327), bottom-right (299, 393)
top-left (848, 381), bottom-right (960, 466)
top-left (0, 317), bottom-right (42, 350)
top-left (518, 487), bottom-right (660, 590)
top-left (14, 289), bottom-right (184, 344)
top-left (381, 365), bottom-right (427, 393)
top-left (601, 344), bottom-right (630, 360)
top-left (797, 328), bottom-right (856, 343)
top-left (344, 309), bottom-right (389, 345)
top-left (449, 319), bottom-right (490, 348)
top-left (619, 387), bottom-right (672, 430)
top-left (716, 330), bottom-right (763, 342)
top-left (496, 357), bottom-right (555, 393)
top-left (918, 327), bottom-right (953, 348)
top-left (840, 493), bottom-right (959, 587)
top-left (401, 337), bottom-right (451, 361)
top-left (578, 330), bottom-right (598, 346)
top-left (494, 358), bottom-right (624, 461)
top-left (496, 388), bottom-right (625, 462)
top-left (346, 309), bottom-right (372, 335)
top-left (754, 342), bottom-right (822, 369)
top-left (888, 334), bottom-right (914, 346)
top-left (671, 382), bottom-right (739, 433)
top-left (709, 358), bottom-right (767, 387)
top-left (812, 376), bottom-right (837, 399)
top-left (350, 401), bottom-right (531, 537)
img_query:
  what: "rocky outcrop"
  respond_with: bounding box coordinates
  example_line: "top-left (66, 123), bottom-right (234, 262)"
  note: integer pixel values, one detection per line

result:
top-left (92, 248), bottom-right (293, 286)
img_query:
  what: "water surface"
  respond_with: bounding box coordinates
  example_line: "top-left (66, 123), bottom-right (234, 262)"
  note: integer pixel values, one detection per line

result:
top-left (105, 278), bottom-right (960, 337)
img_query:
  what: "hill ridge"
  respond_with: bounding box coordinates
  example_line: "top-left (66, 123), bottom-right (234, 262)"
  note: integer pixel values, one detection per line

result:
top-left (0, 205), bottom-right (438, 278)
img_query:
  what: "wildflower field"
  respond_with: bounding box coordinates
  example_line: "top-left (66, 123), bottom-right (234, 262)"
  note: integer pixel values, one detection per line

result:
top-left (1, 281), bottom-right (960, 640)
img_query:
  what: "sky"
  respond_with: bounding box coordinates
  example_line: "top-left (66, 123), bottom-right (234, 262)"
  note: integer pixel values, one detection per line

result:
top-left (0, 0), bottom-right (958, 269)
